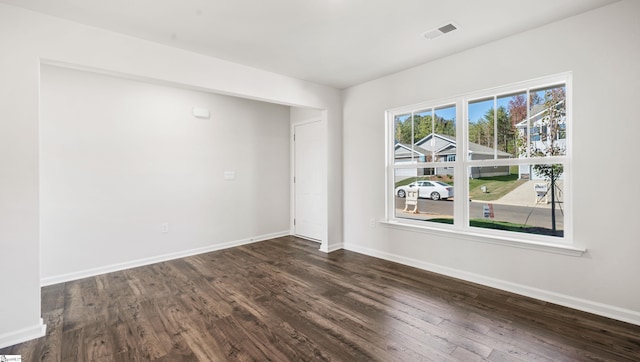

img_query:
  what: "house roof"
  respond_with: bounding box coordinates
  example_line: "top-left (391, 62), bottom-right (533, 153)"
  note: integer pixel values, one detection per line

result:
top-left (415, 133), bottom-right (457, 154)
top-left (515, 101), bottom-right (566, 128)
top-left (395, 143), bottom-right (432, 157)
top-left (469, 143), bottom-right (512, 157)
top-left (438, 145), bottom-right (512, 157)
top-left (413, 133), bottom-right (513, 157)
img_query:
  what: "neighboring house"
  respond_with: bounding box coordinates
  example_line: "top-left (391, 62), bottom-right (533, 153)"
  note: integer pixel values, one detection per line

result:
top-left (394, 143), bottom-right (431, 178)
top-left (394, 133), bottom-right (512, 179)
top-left (515, 102), bottom-right (567, 180)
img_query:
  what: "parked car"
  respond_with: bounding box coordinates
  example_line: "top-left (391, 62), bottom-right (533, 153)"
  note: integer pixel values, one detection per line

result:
top-left (395, 180), bottom-right (453, 200)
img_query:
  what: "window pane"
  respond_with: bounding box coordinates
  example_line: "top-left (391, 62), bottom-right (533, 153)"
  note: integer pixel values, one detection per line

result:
top-left (434, 105), bottom-right (456, 138)
top-left (433, 105), bottom-right (456, 163)
top-left (394, 113), bottom-right (413, 163)
top-left (394, 168), bottom-right (454, 224)
top-left (468, 164), bottom-right (564, 237)
top-left (528, 85), bottom-right (566, 157)
top-left (413, 110), bottom-right (433, 162)
top-left (497, 92), bottom-right (523, 158)
top-left (468, 98), bottom-right (495, 160)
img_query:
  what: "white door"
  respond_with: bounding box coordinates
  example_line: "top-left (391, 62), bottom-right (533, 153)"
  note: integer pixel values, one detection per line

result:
top-left (294, 121), bottom-right (324, 241)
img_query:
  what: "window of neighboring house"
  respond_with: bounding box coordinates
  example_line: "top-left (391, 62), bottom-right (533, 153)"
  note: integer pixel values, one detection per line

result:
top-left (387, 73), bottom-right (572, 246)
top-left (444, 155), bottom-right (456, 169)
top-left (531, 126), bottom-right (541, 141)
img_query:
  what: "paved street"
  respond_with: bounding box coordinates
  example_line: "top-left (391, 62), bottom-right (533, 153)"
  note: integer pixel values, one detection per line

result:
top-left (394, 197), bottom-right (564, 230)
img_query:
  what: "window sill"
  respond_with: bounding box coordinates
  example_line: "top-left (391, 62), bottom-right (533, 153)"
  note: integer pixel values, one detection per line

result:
top-left (379, 220), bottom-right (586, 257)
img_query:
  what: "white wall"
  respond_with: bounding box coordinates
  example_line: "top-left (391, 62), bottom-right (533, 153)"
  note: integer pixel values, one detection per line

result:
top-left (0, 3), bottom-right (342, 348)
top-left (343, 0), bottom-right (640, 324)
top-left (40, 65), bottom-right (290, 281)
top-left (291, 107), bottom-right (323, 123)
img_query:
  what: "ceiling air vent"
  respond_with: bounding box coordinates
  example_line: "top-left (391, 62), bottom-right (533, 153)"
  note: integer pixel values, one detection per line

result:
top-left (422, 22), bottom-right (460, 40)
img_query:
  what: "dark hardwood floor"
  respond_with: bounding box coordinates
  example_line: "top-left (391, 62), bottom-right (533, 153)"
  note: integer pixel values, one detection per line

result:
top-left (2, 236), bottom-right (639, 361)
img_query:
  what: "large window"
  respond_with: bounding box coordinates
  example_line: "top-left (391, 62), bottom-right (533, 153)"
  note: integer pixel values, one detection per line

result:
top-left (387, 73), bottom-right (572, 245)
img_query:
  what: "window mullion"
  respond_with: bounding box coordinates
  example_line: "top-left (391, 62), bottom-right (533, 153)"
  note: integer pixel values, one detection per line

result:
top-left (526, 89), bottom-right (531, 158)
top-left (493, 96), bottom-right (498, 159)
top-left (456, 98), bottom-right (466, 229)
top-left (411, 112), bottom-right (415, 163)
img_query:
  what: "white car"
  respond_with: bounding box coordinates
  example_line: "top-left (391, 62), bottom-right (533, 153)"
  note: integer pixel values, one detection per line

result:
top-left (395, 180), bottom-right (453, 200)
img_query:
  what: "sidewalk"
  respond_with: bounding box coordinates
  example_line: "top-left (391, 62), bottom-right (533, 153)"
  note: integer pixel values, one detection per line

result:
top-left (483, 180), bottom-right (563, 208)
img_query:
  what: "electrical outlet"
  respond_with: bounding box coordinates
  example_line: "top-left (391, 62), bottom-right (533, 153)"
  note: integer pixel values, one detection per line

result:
top-left (370, 218), bottom-right (376, 228)
top-left (161, 222), bottom-right (169, 233)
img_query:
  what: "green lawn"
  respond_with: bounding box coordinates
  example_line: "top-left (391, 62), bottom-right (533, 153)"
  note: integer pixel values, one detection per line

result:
top-left (468, 172), bottom-right (525, 201)
top-left (394, 175), bottom-right (454, 188)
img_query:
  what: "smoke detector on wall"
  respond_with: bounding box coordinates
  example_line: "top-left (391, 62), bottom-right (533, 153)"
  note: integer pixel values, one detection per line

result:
top-left (422, 22), bottom-right (461, 40)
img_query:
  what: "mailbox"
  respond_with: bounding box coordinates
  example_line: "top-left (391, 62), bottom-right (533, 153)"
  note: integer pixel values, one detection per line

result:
top-left (534, 183), bottom-right (548, 203)
top-left (403, 189), bottom-right (420, 213)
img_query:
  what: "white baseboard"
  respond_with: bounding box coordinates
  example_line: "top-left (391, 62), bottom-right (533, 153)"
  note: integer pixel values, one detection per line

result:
top-left (324, 242), bottom-right (344, 253)
top-left (343, 242), bottom-right (640, 326)
top-left (318, 241), bottom-right (343, 253)
top-left (41, 230), bottom-right (290, 286)
top-left (0, 318), bottom-right (46, 350)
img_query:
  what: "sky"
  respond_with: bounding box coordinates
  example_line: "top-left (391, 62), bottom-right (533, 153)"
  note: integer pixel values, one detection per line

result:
top-left (394, 104), bottom-right (456, 126)
top-left (468, 93), bottom-right (524, 124)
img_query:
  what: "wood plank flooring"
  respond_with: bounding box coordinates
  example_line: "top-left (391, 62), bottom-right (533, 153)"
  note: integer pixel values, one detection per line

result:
top-left (2, 236), bottom-right (639, 361)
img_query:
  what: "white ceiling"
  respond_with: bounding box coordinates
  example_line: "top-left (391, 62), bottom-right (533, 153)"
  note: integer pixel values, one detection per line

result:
top-left (1, 0), bottom-right (619, 89)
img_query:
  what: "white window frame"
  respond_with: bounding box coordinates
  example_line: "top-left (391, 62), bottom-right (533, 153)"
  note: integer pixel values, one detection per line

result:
top-left (385, 73), bottom-right (583, 255)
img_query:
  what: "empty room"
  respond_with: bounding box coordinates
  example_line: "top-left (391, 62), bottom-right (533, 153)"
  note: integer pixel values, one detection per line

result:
top-left (1, 0), bottom-right (639, 361)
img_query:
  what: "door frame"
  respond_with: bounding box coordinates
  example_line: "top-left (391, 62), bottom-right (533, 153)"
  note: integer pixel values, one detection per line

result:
top-left (290, 117), bottom-right (327, 249)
